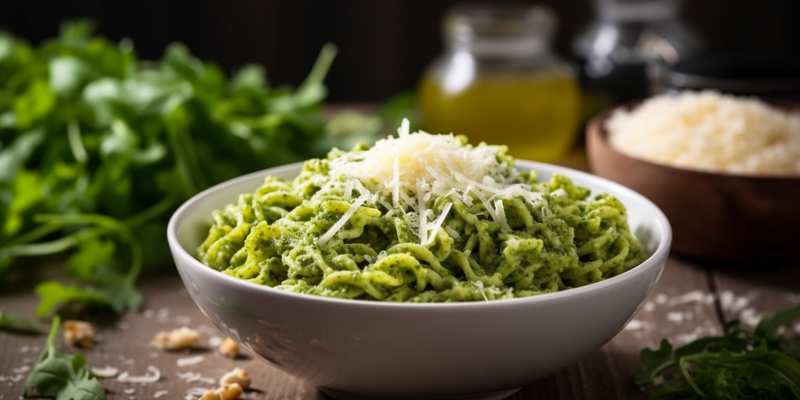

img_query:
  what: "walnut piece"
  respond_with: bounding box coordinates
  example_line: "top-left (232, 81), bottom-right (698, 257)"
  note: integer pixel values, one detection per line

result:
top-left (216, 383), bottom-right (243, 400)
top-left (150, 327), bottom-right (200, 350)
top-left (64, 320), bottom-right (95, 348)
top-left (219, 368), bottom-right (251, 389)
top-left (219, 337), bottom-right (240, 358)
top-left (199, 391), bottom-right (222, 400)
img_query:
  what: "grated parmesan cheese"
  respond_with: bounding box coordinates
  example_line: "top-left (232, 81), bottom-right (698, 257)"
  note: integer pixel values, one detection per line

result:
top-left (176, 355), bottom-right (205, 367)
top-left (319, 119), bottom-right (543, 246)
top-left (117, 365), bottom-right (161, 383)
top-left (90, 365), bottom-right (119, 378)
top-left (607, 91), bottom-right (800, 174)
top-left (177, 372), bottom-right (216, 384)
top-left (473, 281), bottom-right (489, 302)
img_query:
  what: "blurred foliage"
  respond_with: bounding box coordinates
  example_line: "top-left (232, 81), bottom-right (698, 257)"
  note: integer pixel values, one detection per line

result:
top-left (0, 20), bottom-right (409, 317)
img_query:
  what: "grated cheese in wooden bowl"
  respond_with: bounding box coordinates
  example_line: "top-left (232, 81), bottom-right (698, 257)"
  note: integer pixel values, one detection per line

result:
top-left (606, 91), bottom-right (800, 175)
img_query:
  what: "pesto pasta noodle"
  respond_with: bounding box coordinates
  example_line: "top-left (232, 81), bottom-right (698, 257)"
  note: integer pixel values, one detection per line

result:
top-left (198, 120), bottom-right (647, 302)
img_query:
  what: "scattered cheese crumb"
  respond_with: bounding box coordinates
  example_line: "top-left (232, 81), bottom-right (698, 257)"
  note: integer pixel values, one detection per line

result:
top-left (154, 390), bottom-right (169, 398)
top-left (119, 355), bottom-right (135, 365)
top-left (209, 336), bottom-right (223, 347)
top-left (177, 372), bottom-right (216, 385)
top-left (186, 387), bottom-right (214, 397)
top-left (117, 365), bottom-right (161, 383)
top-left (63, 320), bottom-right (95, 348)
top-left (666, 311), bottom-right (686, 324)
top-left (720, 290), bottom-right (758, 314)
top-left (667, 290), bottom-right (715, 306)
top-left (151, 327), bottom-right (200, 350)
top-left (673, 326), bottom-right (719, 345)
top-left (177, 355), bottom-right (205, 367)
top-left (624, 319), bottom-right (647, 331)
top-left (90, 365), bottom-right (119, 378)
top-left (12, 366), bottom-right (30, 374)
top-left (740, 307), bottom-right (763, 327)
top-left (219, 368), bottom-right (251, 389)
top-left (219, 338), bottom-right (240, 358)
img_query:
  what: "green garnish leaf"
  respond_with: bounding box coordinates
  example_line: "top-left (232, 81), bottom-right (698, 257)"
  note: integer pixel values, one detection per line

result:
top-left (0, 19), bottom-right (395, 317)
top-left (35, 271), bottom-right (141, 317)
top-left (636, 339), bottom-right (673, 385)
top-left (639, 304), bottom-right (800, 399)
top-left (0, 311), bottom-right (41, 334)
top-left (65, 238), bottom-right (116, 281)
top-left (22, 316), bottom-right (106, 400)
top-left (35, 282), bottom-right (108, 317)
top-left (756, 304), bottom-right (800, 341)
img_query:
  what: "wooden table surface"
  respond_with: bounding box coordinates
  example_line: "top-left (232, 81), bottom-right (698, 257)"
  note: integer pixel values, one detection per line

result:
top-left (2, 147), bottom-right (799, 400)
top-left (4, 258), bottom-right (800, 400)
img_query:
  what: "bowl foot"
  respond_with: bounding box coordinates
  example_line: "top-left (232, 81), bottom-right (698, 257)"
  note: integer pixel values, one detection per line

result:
top-left (318, 386), bottom-right (522, 400)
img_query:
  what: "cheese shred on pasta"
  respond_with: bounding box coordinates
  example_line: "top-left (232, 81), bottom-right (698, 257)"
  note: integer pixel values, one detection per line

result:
top-left (198, 121), bottom-right (647, 302)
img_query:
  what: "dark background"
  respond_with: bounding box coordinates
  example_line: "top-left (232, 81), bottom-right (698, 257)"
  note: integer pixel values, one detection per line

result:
top-left (1, 0), bottom-right (798, 102)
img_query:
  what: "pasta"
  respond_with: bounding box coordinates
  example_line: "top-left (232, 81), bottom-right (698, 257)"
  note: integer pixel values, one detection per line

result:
top-left (198, 122), bottom-right (647, 302)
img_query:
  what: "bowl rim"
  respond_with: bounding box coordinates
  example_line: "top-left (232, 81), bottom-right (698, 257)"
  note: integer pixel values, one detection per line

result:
top-left (167, 160), bottom-right (672, 310)
top-left (592, 102), bottom-right (800, 181)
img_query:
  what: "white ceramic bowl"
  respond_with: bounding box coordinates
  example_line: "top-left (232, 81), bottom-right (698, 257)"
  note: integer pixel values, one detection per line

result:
top-left (167, 161), bottom-right (671, 400)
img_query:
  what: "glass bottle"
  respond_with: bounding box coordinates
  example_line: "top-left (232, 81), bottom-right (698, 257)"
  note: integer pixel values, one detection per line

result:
top-left (419, 4), bottom-right (580, 162)
top-left (572, 0), bottom-right (702, 119)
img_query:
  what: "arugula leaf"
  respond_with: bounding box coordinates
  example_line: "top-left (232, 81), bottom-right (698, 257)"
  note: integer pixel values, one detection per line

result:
top-left (22, 316), bottom-right (106, 400)
top-left (636, 339), bottom-right (673, 385)
top-left (756, 304), bottom-right (800, 341)
top-left (639, 305), bottom-right (800, 399)
top-left (0, 311), bottom-right (41, 334)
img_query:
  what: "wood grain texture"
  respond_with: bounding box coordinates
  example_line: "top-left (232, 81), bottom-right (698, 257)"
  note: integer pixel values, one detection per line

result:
top-left (711, 259), bottom-right (800, 326)
top-left (1, 257), bottom-right (722, 400)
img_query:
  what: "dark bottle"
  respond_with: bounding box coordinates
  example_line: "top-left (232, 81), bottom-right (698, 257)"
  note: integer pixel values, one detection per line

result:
top-left (573, 0), bottom-right (702, 118)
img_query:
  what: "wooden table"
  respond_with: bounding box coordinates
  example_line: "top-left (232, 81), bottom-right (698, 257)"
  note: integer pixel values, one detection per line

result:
top-left (2, 146), bottom-right (799, 399)
top-left (4, 258), bottom-right (799, 400)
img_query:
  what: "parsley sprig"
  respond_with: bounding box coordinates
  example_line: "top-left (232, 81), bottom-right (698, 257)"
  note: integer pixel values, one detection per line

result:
top-left (0, 310), bottom-right (41, 334)
top-left (0, 20), bottom-right (357, 316)
top-left (638, 305), bottom-right (800, 399)
top-left (22, 316), bottom-right (105, 400)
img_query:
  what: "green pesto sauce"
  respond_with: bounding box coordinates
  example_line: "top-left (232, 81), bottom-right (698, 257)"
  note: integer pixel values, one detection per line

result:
top-left (197, 144), bottom-right (647, 303)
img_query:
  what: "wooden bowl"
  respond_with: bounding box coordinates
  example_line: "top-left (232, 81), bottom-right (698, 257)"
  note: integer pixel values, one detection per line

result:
top-left (587, 106), bottom-right (800, 259)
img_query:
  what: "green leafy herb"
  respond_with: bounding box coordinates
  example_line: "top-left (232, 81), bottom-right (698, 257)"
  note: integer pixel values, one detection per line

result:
top-left (0, 20), bottom-right (363, 316)
top-left (638, 305), bottom-right (800, 399)
top-left (0, 310), bottom-right (41, 334)
top-left (22, 316), bottom-right (106, 400)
